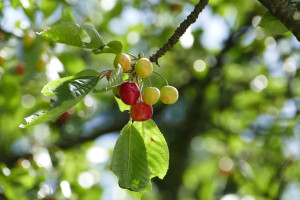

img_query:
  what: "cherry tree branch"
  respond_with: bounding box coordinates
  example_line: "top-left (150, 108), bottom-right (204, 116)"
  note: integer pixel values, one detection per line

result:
top-left (258, 0), bottom-right (300, 41)
top-left (149, 0), bottom-right (209, 64)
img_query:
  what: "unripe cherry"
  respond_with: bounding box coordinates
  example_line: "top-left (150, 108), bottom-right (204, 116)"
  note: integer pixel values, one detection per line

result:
top-left (135, 58), bottom-right (153, 78)
top-left (130, 101), bottom-right (153, 121)
top-left (114, 53), bottom-right (131, 72)
top-left (160, 85), bottom-right (179, 104)
top-left (23, 31), bottom-right (36, 47)
top-left (37, 56), bottom-right (47, 71)
top-left (119, 82), bottom-right (140, 105)
top-left (142, 87), bottom-right (160, 105)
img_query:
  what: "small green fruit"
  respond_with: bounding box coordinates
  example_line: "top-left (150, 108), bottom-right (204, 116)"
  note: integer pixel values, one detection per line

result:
top-left (135, 58), bottom-right (153, 78)
top-left (23, 31), bottom-right (36, 47)
top-left (37, 56), bottom-right (47, 71)
top-left (114, 53), bottom-right (131, 72)
top-left (142, 87), bottom-right (160, 105)
top-left (160, 86), bottom-right (178, 104)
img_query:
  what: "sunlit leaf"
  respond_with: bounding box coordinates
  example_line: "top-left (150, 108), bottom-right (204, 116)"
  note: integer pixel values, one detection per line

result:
top-left (93, 40), bottom-right (123, 54)
top-left (111, 122), bottom-right (150, 191)
top-left (38, 22), bottom-right (82, 47)
top-left (80, 24), bottom-right (104, 49)
top-left (133, 119), bottom-right (169, 179)
top-left (115, 97), bottom-right (131, 112)
top-left (37, 23), bottom-right (104, 49)
top-left (258, 11), bottom-right (289, 35)
top-left (20, 69), bottom-right (100, 128)
top-left (42, 69), bottom-right (99, 96)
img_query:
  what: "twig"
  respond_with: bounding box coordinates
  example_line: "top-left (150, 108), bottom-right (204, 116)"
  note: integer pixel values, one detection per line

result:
top-left (149, 0), bottom-right (209, 64)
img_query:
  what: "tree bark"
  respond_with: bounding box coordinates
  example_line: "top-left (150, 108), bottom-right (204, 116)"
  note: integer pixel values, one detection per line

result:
top-left (258, 0), bottom-right (300, 41)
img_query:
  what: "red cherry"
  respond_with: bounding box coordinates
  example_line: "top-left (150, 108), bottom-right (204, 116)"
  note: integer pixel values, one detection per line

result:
top-left (16, 62), bottom-right (25, 75)
top-left (119, 82), bottom-right (140, 105)
top-left (58, 112), bottom-right (70, 124)
top-left (130, 101), bottom-right (153, 121)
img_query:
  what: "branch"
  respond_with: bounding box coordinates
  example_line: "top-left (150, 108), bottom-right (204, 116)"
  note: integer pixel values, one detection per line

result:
top-left (149, 0), bottom-right (209, 64)
top-left (258, 0), bottom-right (300, 41)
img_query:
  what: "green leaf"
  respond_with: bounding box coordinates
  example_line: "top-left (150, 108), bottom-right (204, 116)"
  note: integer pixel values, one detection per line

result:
top-left (42, 69), bottom-right (99, 96)
top-left (52, 76), bottom-right (99, 107)
top-left (80, 24), bottom-right (104, 49)
top-left (111, 122), bottom-right (150, 192)
top-left (19, 97), bottom-right (84, 128)
top-left (115, 97), bottom-right (131, 112)
top-left (38, 22), bottom-right (82, 47)
top-left (258, 11), bottom-right (289, 35)
top-left (93, 40), bottom-right (123, 54)
top-left (93, 64), bottom-right (123, 93)
top-left (37, 23), bottom-right (104, 49)
top-left (107, 40), bottom-right (123, 53)
top-left (130, 181), bottom-right (152, 200)
top-left (20, 70), bottom-right (100, 128)
top-left (133, 119), bottom-right (169, 179)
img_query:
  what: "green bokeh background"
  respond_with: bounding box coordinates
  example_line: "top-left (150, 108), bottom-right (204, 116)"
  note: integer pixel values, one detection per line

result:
top-left (0, 0), bottom-right (300, 199)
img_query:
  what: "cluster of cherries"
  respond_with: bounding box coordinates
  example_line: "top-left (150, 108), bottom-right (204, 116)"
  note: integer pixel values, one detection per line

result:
top-left (109, 53), bottom-right (179, 121)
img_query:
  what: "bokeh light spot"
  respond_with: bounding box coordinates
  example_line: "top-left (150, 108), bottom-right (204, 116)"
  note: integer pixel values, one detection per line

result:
top-left (193, 59), bottom-right (206, 72)
top-left (86, 146), bottom-right (109, 164)
top-left (250, 75), bottom-right (268, 92)
top-left (127, 31), bottom-right (140, 45)
top-left (2, 168), bottom-right (10, 176)
top-left (22, 94), bottom-right (36, 109)
top-left (180, 28), bottom-right (194, 49)
top-left (60, 181), bottom-right (72, 198)
top-left (219, 157), bottom-right (233, 172)
top-left (101, 0), bottom-right (116, 11)
top-left (21, 159), bottom-right (31, 169)
top-left (78, 172), bottom-right (95, 188)
top-left (265, 37), bottom-right (276, 49)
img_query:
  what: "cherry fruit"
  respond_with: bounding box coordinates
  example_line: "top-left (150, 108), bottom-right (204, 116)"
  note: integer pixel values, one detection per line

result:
top-left (16, 62), bottom-right (25, 75)
top-left (130, 101), bottom-right (153, 121)
top-left (135, 58), bottom-right (153, 78)
top-left (160, 85), bottom-right (178, 104)
top-left (58, 112), bottom-right (70, 124)
top-left (114, 53), bottom-right (131, 72)
top-left (142, 87), bottom-right (160, 105)
top-left (119, 82), bottom-right (140, 105)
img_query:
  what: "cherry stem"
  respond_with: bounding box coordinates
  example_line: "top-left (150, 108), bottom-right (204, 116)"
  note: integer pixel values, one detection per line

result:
top-left (136, 76), bottom-right (143, 101)
top-left (128, 70), bottom-right (136, 81)
top-left (125, 52), bottom-right (137, 59)
top-left (147, 77), bottom-right (153, 87)
top-left (153, 70), bottom-right (169, 85)
top-left (138, 52), bottom-right (144, 58)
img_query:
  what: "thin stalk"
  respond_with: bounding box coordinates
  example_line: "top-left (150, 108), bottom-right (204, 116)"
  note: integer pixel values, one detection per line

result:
top-left (147, 77), bottom-right (153, 87)
top-left (153, 70), bottom-right (169, 85)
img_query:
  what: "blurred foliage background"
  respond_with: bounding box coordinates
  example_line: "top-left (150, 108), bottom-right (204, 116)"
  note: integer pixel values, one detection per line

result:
top-left (1, 0), bottom-right (300, 199)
